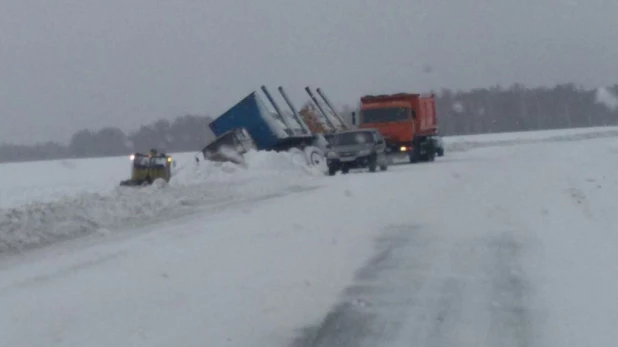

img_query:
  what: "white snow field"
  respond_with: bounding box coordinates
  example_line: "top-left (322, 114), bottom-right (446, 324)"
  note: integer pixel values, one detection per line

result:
top-left (0, 151), bottom-right (202, 209)
top-left (1, 126), bottom-right (618, 346)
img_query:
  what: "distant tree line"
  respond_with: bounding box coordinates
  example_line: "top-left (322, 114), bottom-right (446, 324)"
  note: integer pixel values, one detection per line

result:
top-left (433, 83), bottom-right (618, 135)
top-left (1, 83), bottom-right (617, 163)
top-left (0, 115), bottom-right (212, 163)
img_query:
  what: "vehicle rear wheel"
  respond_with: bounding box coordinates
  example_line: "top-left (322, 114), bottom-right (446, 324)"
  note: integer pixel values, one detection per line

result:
top-left (380, 164), bottom-right (387, 171)
top-left (341, 166), bottom-right (350, 174)
top-left (328, 166), bottom-right (337, 176)
top-left (304, 146), bottom-right (325, 166)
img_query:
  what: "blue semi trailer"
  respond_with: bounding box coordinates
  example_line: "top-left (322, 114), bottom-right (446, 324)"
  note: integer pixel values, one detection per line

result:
top-left (204, 86), bottom-right (330, 166)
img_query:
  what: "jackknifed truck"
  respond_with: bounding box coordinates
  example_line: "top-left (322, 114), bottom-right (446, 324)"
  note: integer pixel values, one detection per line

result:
top-left (202, 86), bottom-right (335, 167)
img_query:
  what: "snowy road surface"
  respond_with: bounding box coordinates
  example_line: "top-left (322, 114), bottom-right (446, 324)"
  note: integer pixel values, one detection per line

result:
top-left (2, 132), bottom-right (618, 346)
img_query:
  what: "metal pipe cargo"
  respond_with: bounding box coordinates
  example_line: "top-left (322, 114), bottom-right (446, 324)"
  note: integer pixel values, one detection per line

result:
top-left (278, 86), bottom-right (309, 134)
top-left (305, 86), bottom-right (337, 131)
top-left (316, 87), bottom-right (348, 130)
top-left (261, 85), bottom-right (292, 132)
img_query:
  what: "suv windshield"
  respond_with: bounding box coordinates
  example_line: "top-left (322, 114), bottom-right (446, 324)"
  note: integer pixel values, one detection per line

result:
top-left (361, 107), bottom-right (409, 123)
top-left (330, 131), bottom-right (374, 146)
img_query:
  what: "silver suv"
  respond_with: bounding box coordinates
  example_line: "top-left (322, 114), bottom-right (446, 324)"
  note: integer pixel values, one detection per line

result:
top-left (325, 129), bottom-right (389, 175)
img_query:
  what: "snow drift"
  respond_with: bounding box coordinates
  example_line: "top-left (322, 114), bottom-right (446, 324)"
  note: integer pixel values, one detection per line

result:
top-left (0, 150), bottom-right (325, 254)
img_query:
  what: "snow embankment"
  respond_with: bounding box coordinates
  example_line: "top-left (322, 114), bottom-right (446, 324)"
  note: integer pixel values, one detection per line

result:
top-left (0, 150), bottom-right (325, 254)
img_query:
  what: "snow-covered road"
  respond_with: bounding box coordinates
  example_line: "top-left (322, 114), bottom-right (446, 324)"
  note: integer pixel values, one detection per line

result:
top-left (2, 132), bottom-right (618, 346)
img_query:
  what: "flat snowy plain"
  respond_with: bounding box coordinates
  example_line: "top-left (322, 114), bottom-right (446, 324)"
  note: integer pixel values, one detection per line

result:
top-left (1, 126), bottom-right (618, 346)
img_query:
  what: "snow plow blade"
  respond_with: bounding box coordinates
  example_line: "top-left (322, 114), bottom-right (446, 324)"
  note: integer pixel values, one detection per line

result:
top-left (119, 179), bottom-right (151, 187)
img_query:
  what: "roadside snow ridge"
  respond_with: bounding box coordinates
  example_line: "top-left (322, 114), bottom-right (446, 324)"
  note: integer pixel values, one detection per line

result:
top-left (0, 150), bottom-right (324, 254)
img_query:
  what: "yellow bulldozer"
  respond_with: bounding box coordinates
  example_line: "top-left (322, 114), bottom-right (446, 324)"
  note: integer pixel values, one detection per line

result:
top-left (119, 149), bottom-right (173, 186)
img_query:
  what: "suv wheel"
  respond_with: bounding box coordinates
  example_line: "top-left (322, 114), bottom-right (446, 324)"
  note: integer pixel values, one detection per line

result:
top-left (368, 156), bottom-right (377, 172)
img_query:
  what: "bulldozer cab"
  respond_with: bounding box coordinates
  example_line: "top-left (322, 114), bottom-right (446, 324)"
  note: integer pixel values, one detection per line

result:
top-left (121, 152), bottom-right (172, 186)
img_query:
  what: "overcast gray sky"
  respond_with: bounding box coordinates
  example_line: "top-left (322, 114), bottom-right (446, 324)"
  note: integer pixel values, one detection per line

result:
top-left (1, 0), bottom-right (617, 145)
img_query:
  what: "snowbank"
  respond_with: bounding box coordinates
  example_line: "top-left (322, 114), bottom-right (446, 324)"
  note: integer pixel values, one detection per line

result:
top-left (0, 150), bottom-right (325, 254)
top-left (173, 149), bottom-right (325, 185)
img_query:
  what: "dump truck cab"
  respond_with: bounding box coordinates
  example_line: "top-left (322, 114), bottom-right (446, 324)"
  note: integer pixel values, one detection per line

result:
top-left (358, 93), bottom-right (439, 163)
top-left (120, 150), bottom-right (173, 186)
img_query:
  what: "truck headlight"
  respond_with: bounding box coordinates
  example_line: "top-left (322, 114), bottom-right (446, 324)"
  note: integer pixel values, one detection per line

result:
top-left (326, 151), bottom-right (338, 158)
top-left (358, 149), bottom-right (371, 156)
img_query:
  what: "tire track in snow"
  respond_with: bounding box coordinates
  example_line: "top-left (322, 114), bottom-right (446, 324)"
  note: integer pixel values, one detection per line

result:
top-left (484, 232), bottom-right (537, 347)
top-left (289, 225), bottom-right (543, 347)
top-left (289, 225), bottom-right (426, 347)
top-left (422, 275), bottom-right (465, 347)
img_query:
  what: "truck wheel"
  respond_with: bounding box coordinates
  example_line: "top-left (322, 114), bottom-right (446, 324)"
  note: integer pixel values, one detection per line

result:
top-left (328, 166), bottom-right (337, 176)
top-left (341, 167), bottom-right (349, 174)
top-left (379, 155), bottom-right (388, 171)
top-left (304, 146), bottom-right (325, 167)
top-left (427, 151), bottom-right (435, 162)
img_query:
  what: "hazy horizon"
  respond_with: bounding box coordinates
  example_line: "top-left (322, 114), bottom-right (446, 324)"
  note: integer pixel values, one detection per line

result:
top-left (2, 0), bottom-right (617, 145)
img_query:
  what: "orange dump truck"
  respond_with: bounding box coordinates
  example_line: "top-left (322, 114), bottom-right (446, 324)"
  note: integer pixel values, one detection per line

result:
top-left (358, 93), bottom-right (440, 163)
